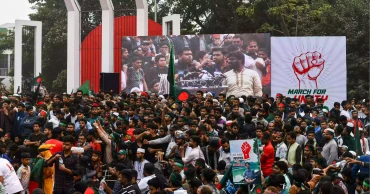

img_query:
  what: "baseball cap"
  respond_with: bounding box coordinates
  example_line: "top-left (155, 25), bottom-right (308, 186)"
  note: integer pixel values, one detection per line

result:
top-left (118, 150), bottom-right (127, 155)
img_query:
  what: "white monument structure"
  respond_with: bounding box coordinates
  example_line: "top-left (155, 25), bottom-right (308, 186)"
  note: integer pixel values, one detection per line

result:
top-left (13, 0), bottom-right (180, 93)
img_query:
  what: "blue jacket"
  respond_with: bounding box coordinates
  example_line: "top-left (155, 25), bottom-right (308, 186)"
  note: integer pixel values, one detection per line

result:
top-left (352, 155), bottom-right (370, 179)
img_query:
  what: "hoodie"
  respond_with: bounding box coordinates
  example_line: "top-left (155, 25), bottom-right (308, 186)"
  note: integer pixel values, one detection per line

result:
top-left (20, 114), bottom-right (39, 137)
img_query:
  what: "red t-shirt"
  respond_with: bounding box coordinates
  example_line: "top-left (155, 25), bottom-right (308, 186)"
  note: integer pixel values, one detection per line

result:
top-left (262, 64), bottom-right (271, 86)
top-left (124, 128), bottom-right (136, 142)
top-left (260, 141), bottom-right (275, 177)
top-left (84, 187), bottom-right (95, 194)
top-left (90, 142), bottom-right (102, 152)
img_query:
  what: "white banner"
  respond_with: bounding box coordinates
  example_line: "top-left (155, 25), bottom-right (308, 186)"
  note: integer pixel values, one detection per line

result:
top-left (271, 37), bottom-right (347, 108)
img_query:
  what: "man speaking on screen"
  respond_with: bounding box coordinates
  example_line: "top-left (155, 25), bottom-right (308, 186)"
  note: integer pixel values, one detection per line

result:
top-left (223, 51), bottom-right (262, 97)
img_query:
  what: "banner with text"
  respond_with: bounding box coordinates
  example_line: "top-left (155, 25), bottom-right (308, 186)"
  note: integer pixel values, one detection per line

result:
top-left (121, 34), bottom-right (271, 96)
top-left (230, 139), bottom-right (261, 186)
top-left (271, 37), bottom-right (347, 108)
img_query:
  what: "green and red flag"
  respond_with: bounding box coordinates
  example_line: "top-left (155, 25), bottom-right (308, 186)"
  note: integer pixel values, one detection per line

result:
top-left (32, 73), bottom-right (42, 104)
top-left (216, 165), bottom-right (232, 190)
top-left (29, 158), bottom-right (44, 192)
top-left (31, 73), bottom-right (42, 88)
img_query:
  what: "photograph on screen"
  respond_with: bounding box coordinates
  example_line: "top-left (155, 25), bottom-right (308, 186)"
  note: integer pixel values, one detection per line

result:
top-left (120, 34), bottom-right (271, 97)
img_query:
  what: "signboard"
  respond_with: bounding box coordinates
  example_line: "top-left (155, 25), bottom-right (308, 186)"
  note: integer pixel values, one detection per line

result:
top-left (271, 37), bottom-right (347, 108)
top-left (230, 139), bottom-right (261, 186)
top-left (121, 34), bottom-right (271, 95)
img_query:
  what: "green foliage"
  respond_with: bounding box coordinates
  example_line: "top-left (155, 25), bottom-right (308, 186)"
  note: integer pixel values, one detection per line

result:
top-left (0, 31), bottom-right (14, 53)
top-left (52, 69), bottom-right (67, 94)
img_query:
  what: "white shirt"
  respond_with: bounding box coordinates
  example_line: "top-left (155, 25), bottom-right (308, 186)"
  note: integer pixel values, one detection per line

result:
top-left (182, 146), bottom-right (205, 166)
top-left (0, 158), bottom-right (23, 194)
top-left (223, 69), bottom-right (262, 97)
top-left (218, 147), bottom-right (231, 166)
top-left (138, 174), bottom-right (156, 194)
top-left (275, 142), bottom-right (288, 160)
top-left (244, 54), bottom-right (265, 80)
top-left (134, 160), bottom-right (150, 181)
top-left (340, 110), bottom-right (351, 119)
top-left (16, 165), bottom-right (30, 194)
top-left (49, 117), bottom-right (60, 128)
top-left (361, 137), bottom-right (369, 156)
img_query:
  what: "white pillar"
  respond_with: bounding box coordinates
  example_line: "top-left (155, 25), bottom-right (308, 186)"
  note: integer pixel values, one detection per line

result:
top-left (14, 20), bottom-right (42, 94)
top-left (162, 14), bottom-right (181, 35)
top-left (135, 0), bottom-right (148, 36)
top-left (100, 0), bottom-right (114, 73)
top-left (14, 22), bottom-right (23, 94)
top-left (34, 22), bottom-right (42, 76)
top-left (64, 0), bottom-right (81, 93)
top-left (7, 53), bottom-right (11, 74)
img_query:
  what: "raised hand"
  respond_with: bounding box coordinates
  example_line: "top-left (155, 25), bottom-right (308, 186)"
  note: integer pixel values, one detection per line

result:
top-left (292, 52), bottom-right (325, 89)
top-left (241, 141), bottom-right (251, 160)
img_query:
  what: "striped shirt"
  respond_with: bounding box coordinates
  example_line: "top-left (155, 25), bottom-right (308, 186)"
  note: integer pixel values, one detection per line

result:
top-left (158, 74), bottom-right (170, 95)
top-left (118, 184), bottom-right (137, 194)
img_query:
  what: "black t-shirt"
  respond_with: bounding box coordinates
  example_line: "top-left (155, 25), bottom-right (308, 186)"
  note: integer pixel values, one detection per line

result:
top-left (28, 133), bottom-right (46, 158)
top-left (142, 134), bottom-right (161, 163)
top-left (225, 132), bottom-right (238, 140)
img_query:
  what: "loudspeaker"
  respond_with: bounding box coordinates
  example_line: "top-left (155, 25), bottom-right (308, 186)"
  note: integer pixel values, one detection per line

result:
top-left (100, 73), bottom-right (120, 94)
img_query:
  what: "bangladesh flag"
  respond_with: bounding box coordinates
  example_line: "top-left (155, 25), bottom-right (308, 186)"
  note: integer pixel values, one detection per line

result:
top-left (32, 73), bottom-right (42, 104)
top-left (216, 165), bottom-right (232, 190)
top-left (29, 158), bottom-right (44, 192)
top-left (31, 74), bottom-right (42, 88)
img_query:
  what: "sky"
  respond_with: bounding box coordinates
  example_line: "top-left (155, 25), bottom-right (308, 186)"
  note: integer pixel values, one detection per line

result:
top-left (0, 0), bottom-right (35, 25)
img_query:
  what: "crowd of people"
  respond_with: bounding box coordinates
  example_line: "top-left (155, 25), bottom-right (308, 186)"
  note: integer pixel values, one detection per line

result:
top-left (0, 90), bottom-right (369, 194)
top-left (0, 34), bottom-right (368, 194)
top-left (121, 34), bottom-right (270, 96)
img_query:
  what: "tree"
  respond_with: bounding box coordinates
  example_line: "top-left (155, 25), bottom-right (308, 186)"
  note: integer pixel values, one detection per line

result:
top-left (236, 0), bottom-right (337, 36)
top-left (52, 69), bottom-right (67, 93)
top-left (156, 0), bottom-right (251, 34)
top-left (0, 30), bottom-right (14, 53)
